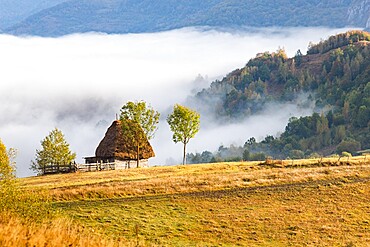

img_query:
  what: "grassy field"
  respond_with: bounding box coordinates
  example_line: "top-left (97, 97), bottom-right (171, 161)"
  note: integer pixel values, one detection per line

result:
top-left (3, 156), bottom-right (370, 246)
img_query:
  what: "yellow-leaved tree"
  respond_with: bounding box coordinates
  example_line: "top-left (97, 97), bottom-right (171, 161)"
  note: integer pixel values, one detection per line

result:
top-left (0, 138), bottom-right (17, 212)
top-left (167, 104), bottom-right (200, 165)
top-left (31, 128), bottom-right (76, 175)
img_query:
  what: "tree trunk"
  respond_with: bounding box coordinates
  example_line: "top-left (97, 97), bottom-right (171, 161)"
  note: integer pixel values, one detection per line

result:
top-left (137, 141), bottom-right (140, 168)
top-left (183, 142), bottom-right (187, 165)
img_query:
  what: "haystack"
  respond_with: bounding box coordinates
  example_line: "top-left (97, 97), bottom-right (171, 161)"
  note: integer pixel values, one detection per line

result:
top-left (95, 120), bottom-right (155, 160)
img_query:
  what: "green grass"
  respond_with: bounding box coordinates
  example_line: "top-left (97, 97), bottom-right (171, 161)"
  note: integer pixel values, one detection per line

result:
top-left (54, 179), bottom-right (370, 246)
top-left (16, 157), bottom-right (370, 246)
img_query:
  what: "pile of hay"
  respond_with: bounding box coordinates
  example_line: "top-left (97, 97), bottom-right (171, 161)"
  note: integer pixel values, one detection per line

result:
top-left (95, 120), bottom-right (155, 160)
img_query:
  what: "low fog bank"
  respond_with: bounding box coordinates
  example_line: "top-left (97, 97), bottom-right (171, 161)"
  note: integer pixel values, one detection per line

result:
top-left (156, 93), bottom-right (315, 165)
top-left (0, 27), bottom-right (351, 177)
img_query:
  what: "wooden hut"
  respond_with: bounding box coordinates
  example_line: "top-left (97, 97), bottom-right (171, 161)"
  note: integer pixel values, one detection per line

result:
top-left (84, 120), bottom-right (155, 169)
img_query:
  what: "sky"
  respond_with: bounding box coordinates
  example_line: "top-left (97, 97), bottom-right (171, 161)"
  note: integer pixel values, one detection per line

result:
top-left (0, 26), bottom-right (354, 177)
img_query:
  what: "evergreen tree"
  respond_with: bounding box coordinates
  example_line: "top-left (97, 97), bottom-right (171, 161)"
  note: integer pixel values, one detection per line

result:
top-left (294, 49), bottom-right (303, 66)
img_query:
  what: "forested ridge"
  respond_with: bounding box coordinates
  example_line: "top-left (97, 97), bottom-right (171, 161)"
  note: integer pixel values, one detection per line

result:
top-left (189, 31), bottom-right (370, 163)
top-left (4, 0), bottom-right (368, 36)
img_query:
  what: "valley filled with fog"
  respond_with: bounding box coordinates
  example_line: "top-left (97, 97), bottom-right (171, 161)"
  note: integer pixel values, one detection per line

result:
top-left (0, 27), bottom-right (354, 177)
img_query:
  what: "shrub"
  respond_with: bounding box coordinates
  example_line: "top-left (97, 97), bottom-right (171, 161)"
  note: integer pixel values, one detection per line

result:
top-left (341, 151), bottom-right (352, 158)
top-left (336, 140), bottom-right (361, 155)
top-left (0, 139), bottom-right (52, 222)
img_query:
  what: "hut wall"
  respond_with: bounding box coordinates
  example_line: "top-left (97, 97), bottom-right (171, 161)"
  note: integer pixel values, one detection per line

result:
top-left (139, 159), bottom-right (149, 168)
top-left (114, 159), bottom-right (129, 169)
top-left (83, 155), bottom-right (149, 171)
top-left (114, 159), bottom-right (149, 169)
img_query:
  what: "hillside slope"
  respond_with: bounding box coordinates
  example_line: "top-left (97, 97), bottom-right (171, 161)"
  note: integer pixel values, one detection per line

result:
top-left (16, 158), bottom-right (370, 246)
top-left (3, 0), bottom-right (366, 36)
top-left (0, 0), bottom-right (67, 30)
top-left (347, 0), bottom-right (370, 30)
top-left (189, 31), bottom-right (370, 160)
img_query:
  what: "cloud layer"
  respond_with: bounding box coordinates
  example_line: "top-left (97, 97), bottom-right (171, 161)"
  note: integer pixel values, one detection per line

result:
top-left (0, 27), bottom-right (353, 177)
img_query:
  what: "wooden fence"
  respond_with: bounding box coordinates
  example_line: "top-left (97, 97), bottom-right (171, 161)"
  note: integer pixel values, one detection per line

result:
top-left (76, 162), bottom-right (121, 172)
top-left (40, 162), bottom-right (131, 175)
top-left (41, 164), bottom-right (77, 175)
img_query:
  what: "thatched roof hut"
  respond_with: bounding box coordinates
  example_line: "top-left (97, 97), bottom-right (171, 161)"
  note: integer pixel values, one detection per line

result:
top-left (95, 120), bottom-right (155, 161)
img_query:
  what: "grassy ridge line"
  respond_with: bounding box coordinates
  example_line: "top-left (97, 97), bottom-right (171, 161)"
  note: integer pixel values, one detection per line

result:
top-left (20, 157), bottom-right (370, 202)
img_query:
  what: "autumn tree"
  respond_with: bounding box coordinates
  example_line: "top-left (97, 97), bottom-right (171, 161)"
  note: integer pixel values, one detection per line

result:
top-left (0, 139), bottom-right (15, 181)
top-left (167, 104), bottom-right (200, 165)
top-left (120, 101), bottom-right (160, 168)
top-left (31, 128), bottom-right (76, 174)
top-left (0, 139), bottom-right (17, 211)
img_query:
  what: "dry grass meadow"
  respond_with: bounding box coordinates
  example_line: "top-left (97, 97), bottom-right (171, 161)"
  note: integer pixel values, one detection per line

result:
top-left (2, 156), bottom-right (370, 246)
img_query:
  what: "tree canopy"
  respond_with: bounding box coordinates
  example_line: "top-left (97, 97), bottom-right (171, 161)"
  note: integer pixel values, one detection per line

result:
top-left (0, 139), bottom-right (15, 181)
top-left (188, 31), bottom-right (369, 163)
top-left (120, 101), bottom-right (160, 167)
top-left (167, 104), bottom-right (200, 165)
top-left (0, 139), bottom-right (10, 179)
top-left (120, 101), bottom-right (160, 140)
top-left (31, 128), bottom-right (76, 174)
top-left (0, 139), bottom-right (17, 212)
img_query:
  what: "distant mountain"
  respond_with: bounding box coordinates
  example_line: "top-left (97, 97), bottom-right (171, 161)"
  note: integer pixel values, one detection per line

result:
top-left (3, 0), bottom-right (369, 37)
top-left (347, 0), bottom-right (370, 30)
top-left (0, 0), bottom-right (68, 30)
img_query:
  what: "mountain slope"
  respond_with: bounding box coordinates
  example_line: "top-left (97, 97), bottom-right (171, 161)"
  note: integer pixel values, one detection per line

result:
top-left (4, 0), bottom-right (363, 37)
top-left (195, 31), bottom-right (370, 117)
top-left (0, 0), bottom-right (67, 30)
top-left (347, 0), bottom-right (370, 30)
top-left (190, 31), bottom-right (370, 160)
